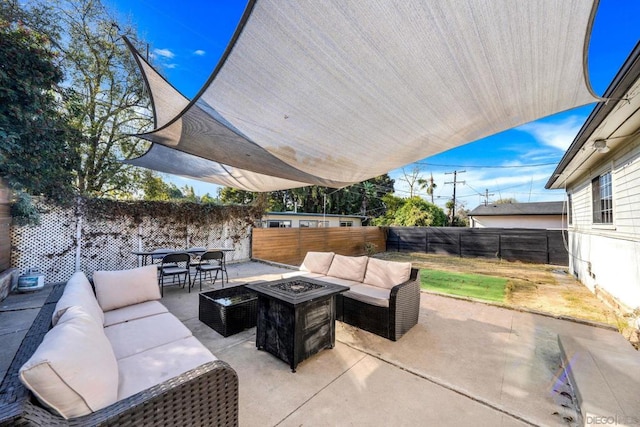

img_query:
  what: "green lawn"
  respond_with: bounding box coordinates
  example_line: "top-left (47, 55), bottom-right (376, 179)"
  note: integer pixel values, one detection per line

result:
top-left (420, 269), bottom-right (507, 303)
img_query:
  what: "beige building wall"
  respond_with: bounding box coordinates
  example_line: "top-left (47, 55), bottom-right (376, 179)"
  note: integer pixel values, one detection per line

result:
top-left (261, 213), bottom-right (362, 228)
top-left (469, 215), bottom-right (564, 229)
top-left (566, 135), bottom-right (640, 310)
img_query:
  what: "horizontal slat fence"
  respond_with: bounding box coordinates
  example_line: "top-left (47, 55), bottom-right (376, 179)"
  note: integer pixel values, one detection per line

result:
top-left (252, 227), bottom-right (386, 266)
top-left (387, 227), bottom-right (568, 265)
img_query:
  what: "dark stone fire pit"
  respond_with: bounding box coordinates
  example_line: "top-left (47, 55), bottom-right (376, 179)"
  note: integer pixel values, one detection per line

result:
top-left (246, 278), bottom-right (348, 372)
top-left (271, 280), bottom-right (323, 294)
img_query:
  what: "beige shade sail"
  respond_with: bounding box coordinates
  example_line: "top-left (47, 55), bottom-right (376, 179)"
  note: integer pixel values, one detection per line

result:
top-left (127, 0), bottom-right (601, 191)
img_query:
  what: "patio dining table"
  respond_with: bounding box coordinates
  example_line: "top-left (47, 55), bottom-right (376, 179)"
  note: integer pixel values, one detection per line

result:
top-left (132, 247), bottom-right (233, 274)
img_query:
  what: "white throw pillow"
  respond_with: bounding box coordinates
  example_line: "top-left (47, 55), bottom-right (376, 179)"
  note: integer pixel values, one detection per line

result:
top-left (300, 252), bottom-right (335, 274)
top-left (52, 271), bottom-right (104, 327)
top-left (19, 306), bottom-right (119, 419)
top-left (93, 265), bottom-right (160, 311)
top-left (363, 258), bottom-right (412, 290)
top-left (326, 254), bottom-right (369, 282)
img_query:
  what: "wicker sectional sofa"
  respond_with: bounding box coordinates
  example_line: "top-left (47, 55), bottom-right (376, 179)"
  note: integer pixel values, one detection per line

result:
top-left (0, 266), bottom-right (238, 427)
top-left (282, 252), bottom-right (420, 341)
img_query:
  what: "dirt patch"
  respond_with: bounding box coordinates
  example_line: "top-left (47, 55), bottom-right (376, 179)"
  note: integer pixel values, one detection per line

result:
top-left (376, 252), bottom-right (622, 330)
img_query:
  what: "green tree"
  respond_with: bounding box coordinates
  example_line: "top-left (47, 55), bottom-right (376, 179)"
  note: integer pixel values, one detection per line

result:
top-left (445, 199), bottom-right (469, 227)
top-left (216, 174), bottom-right (395, 219)
top-left (218, 187), bottom-right (256, 204)
top-left (141, 170), bottom-right (183, 201)
top-left (417, 173), bottom-right (437, 204)
top-left (495, 198), bottom-right (518, 204)
top-left (200, 193), bottom-right (217, 204)
top-left (0, 2), bottom-right (78, 203)
top-left (181, 185), bottom-right (198, 202)
top-left (370, 193), bottom-right (405, 225)
top-left (393, 197), bottom-right (447, 226)
top-left (31, 0), bottom-right (152, 197)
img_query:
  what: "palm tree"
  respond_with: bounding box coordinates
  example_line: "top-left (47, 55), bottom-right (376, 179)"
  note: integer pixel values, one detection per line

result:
top-left (418, 173), bottom-right (437, 204)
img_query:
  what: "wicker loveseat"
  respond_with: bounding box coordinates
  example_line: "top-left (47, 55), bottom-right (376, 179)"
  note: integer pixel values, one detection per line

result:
top-left (0, 266), bottom-right (238, 427)
top-left (282, 252), bottom-right (420, 341)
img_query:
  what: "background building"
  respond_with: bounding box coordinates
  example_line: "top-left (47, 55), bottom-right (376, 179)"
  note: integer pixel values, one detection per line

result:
top-left (468, 202), bottom-right (565, 229)
top-left (259, 212), bottom-right (364, 228)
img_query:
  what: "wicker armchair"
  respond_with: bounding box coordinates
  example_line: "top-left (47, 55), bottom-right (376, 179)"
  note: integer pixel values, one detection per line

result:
top-left (336, 268), bottom-right (420, 341)
top-left (0, 284), bottom-right (239, 427)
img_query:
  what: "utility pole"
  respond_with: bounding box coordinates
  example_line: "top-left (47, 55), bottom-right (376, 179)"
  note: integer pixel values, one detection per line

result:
top-left (445, 170), bottom-right (465, 225)
top-left (483, 189), bottom-right (494, 206)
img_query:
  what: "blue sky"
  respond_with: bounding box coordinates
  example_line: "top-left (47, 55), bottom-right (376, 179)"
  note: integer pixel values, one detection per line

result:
top-left (109, 0), bottom-right (640, 210)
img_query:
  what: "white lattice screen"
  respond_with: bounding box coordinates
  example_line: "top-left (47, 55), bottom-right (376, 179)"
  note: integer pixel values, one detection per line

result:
top-left (11, 203), bottom-right (77, 284)
top-left (11, 200), bottom-right (254, 283)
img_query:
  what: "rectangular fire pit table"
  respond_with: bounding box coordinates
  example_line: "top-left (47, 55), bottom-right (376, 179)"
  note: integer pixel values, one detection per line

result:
top-left (245, 278), bottom-right (348, 372)
top-left (199, 285), bottom-right (258, 337)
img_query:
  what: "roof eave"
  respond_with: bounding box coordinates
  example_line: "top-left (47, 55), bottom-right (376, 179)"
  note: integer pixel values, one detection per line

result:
top-left (546, 41), bottom-right (640, 189)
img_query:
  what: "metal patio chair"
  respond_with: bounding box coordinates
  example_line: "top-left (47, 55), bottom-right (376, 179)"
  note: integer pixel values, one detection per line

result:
top-left (195, 250), bottom-right (225, 290)
top-left (159, 252), bottom-right (191, 296)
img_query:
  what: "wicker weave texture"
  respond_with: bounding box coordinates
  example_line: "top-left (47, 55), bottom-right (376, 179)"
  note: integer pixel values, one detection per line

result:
top-left (199, 286), bottom-right (257, 337)
top-left (0, 284), bottom-right (239, 427)
top-left (337, 268), bottom-right (420, 341)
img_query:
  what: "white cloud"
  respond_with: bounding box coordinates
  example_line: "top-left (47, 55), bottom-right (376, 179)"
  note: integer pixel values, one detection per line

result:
top-left (165, 63), bottom-right (178, 69)
top-left (516, 116), bottom-right (584, 151)
top-left (153, 48), bottom-right (175, 59)
top-left (193, 49), bottom-right (206, 56)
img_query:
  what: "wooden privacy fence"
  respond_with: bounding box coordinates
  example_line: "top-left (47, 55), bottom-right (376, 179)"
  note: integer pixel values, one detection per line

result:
top-left (252, 227), bottom-right (386, 266)
top-left (387, 227), bottom-right (568, 265)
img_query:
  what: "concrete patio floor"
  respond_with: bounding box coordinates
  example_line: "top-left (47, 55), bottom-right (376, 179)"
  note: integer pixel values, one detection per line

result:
top-left (1, 260), bottom-right (632, 426)
top-left (159, 261), bottom-right (627, 427)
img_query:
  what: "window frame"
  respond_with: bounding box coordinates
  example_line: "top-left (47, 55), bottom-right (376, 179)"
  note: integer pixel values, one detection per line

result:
top-left (267, 220), bottom-right (291, 228)
top-left (591, 171), bottom-right (613, 225)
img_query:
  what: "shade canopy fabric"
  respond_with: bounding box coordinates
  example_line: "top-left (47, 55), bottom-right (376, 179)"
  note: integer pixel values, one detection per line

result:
top-left (126, 0), bottom-right (600, 192)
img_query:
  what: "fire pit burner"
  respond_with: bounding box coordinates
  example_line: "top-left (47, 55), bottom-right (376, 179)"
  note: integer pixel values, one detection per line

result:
top-left (271, 280), bottom-right (324, 294)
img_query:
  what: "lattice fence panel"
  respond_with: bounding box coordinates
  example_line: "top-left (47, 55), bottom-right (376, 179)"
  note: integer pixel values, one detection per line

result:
top-left (207, 218), bottom-right (251, 263)
top-left (81, 213), bottom-right (139, 278)
top-left (11, 200), bottom-right (255, 283)
top-left (11, 201), bottom-right (77, 283)
top-left (138, 216), bottom-right (190, 254)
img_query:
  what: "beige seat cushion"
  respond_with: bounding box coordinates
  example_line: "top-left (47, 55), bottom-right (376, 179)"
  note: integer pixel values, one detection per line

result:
top-left (312, 275), bottom-right (360, 289)
top-left (93, 265), bottom-right (160, 311)
top-left (104, 312), bottom-right (192, 360)
top-left (19, 306), bottom-right (118, 419)
top-left (343, 284), bottom-right (391, 307)
top-left (363, 258), bottom-right (412, 290)
top-left (281, 271), bottom-right (326, 280)
top-left (326, 255), bottom-right (369, 283)
top-left (116, 336), bottom-right (216, 400)
top-left (300, 251), bottom-right (335, 275)
top-left (103, 300), bottom-right (168, 327)
top-left (52, 271), bottom-right (104, 327)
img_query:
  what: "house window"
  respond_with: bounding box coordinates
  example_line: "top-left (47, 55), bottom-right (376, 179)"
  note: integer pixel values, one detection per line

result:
top-left (267, 220), bottom-right (291, 228)
top-left (340, 221), bottom-right (353, 227)
top-left (300, 220), bottom-right (319, 228)
top-left (567, 194), bottom-right (572, 225)
top-left (592, 172), bottom-right (613, 224)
